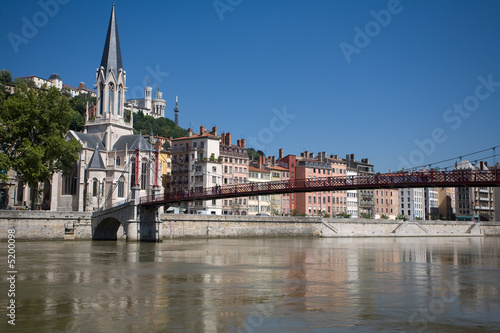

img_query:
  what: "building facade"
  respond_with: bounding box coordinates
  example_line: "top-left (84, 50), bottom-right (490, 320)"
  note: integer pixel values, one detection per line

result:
top-left (220, 133), bottom-right (249, 215)
top-left (399, 188), bottom-right (425, 220)
top-left (455, 160), bottom-right (495, 221)
top-left (374, 189), bottom-right (398, 219)
top-left (169, 126), bottom-right (223, 214)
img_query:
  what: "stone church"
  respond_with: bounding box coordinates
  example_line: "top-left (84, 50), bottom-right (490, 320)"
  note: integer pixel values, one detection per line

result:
top-left (50, 3), bottom-right (157, 212)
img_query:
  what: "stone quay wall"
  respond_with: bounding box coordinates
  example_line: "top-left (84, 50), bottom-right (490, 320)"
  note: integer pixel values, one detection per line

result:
top-left (1, 211), bottom-right (500, 240)
top-left (0, 211), bottom-right (92, 240)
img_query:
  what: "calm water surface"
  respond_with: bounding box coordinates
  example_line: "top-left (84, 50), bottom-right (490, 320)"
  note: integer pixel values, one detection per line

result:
top-left (1, 237), bottom-right (500, 332)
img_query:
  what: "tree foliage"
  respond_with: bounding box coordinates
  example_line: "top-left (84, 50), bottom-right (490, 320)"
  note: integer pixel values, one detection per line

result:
top-left (247, 148), bottom-right (264, 161)
top-left (0, 69), bottom-right (12, 84)
top-left (0, 84), bottom-right (81, 187)
top-left (133, 111), bottom-right (188, 139)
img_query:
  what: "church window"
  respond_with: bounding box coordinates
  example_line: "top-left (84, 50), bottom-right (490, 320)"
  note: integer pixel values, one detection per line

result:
top-left (108, 83), bottom-right (114, 115)
top-left (141, 160), bottom-right (147, 190)
top-left (117, 86), bottom-right (122, 116)
top-left (118, 177), bottom-right (125, 198)
top-left (62, 164), bottom-right (77, 195)
top-left (130, 158), bottom-right (136, 189)
top-left (116, 156), bottom-right (120, 166)
top-left (92, 179), bottom-right (98, 197)
top-left (99, 83), bottom-right (104, 115)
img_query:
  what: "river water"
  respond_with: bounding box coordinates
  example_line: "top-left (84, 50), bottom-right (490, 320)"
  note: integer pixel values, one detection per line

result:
top-left (1, 237), bottom-right (499, 332)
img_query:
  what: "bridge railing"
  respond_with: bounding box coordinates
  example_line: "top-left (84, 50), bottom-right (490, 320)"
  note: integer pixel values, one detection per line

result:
top-left (139, 169), bottom-right (500, 206)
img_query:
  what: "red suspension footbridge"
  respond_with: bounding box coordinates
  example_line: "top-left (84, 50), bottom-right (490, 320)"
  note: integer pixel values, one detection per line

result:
top-left (140, 169), bottom-right (500, 206)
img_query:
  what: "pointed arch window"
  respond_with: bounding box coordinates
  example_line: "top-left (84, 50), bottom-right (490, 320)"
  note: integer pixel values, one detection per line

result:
top-left (116, 156), bottom-right (121, 166)
top-left (118, 177), bottom-right (125, 198)
top-left (92, 178), bottom-right (98, 197)
top-left (99, 83), bottom-right (104, 115)
top-left (108, 83), bottom-right (114, 115)
top-left (130, 158), bottom-right (136, 189)
top-left (141, 159), bottom-right (148, 190)
top-left (117, 85), bottom-right (122, 116)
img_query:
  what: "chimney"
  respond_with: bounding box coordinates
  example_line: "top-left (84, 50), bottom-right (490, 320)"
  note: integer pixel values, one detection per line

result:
top-left (212, 126), bottom-right (217, 136)
top-left (480, 161), bottom-right (484, 170)
top-left (362, 158), bottom-right (369, 164)
top-left (309, 152), bottom-right (314, 159)
top-left (272, 156), bottom-right (276, 165)
top-left (351, 153), bottom-right (355, 161)
top-left (200, 126), bottom-right (206, 135)
top-left (237, 139), bottom-right (241, 147)
top-left (188, 128), bottom-right (193, 137)
top-left (227, 132), bottom-right (232, 146)
top-left (259, 156), bottom-right (264, 169)
top-left (279, 148), bottom-right (284, 159)
top-left (305, 151), bottom-right (309, 159)
top-left (241, 139), bottom-right (246, 148)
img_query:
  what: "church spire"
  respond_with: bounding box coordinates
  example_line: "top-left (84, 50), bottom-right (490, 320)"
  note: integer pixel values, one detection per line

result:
top-left (100, 2), bottom-right (123, 77)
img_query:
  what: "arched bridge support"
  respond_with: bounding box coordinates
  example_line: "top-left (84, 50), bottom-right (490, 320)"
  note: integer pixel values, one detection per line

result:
top-left (91, 188), bottom-right (163, 242)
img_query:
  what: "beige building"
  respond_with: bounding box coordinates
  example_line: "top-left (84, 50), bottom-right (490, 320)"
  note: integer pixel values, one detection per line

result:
top-left (220, 133), bottom-right (249, 215)
top-left (374, 189), bottom-right (398, 219)
top-left (248, 160), bottom-right (272, 215)
top-left (438, 187), bottom-right (456, 220)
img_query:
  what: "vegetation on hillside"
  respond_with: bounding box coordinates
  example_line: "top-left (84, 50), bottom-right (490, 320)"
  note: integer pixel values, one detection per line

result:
top-left (247, 147), bottom-right (265, 161)
top-left (132, 110), bottom-right (188, 140)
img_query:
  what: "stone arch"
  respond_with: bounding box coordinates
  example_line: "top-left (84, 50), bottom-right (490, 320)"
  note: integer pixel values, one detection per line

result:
top-left (93, 217), bottom-right (123, 240)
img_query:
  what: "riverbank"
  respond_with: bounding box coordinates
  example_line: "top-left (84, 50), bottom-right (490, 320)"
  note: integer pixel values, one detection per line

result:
top-left (1, 211), bottom-right (500, 240)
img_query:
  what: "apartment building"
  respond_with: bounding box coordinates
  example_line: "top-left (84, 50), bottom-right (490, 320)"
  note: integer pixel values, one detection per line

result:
top-left (248, 160), bottom-right (272, 215)
top-left (437, 187), bottom-right (456, 220)
top-left (169, 126), bottom-right (223, 214)
top-left (455, 160), bottom-right (495, 221)
top-left (374, 189), bottom-right (398, 219)
top-left (220, 133), bottom-right (249, 215)
top-left (345, 154), bottom-right (375, 218)
top-left (399, 188), bottom-right (425, 220)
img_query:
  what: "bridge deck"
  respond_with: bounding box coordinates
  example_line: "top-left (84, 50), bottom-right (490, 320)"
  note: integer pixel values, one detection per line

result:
top-left (140, 169), bottom-right (500, 206)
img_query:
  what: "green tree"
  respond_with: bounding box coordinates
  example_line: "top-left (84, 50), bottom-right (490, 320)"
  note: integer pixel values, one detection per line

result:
top-left (0, 69), bottom-right (12, 84)
top-left (0, 84), bottom-right (81, 208)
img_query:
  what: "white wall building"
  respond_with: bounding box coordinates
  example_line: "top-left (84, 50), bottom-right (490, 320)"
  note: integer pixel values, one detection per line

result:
top-left (346, 169), bottom-right (358, 218)
top-left (399, 188), bottom-right (425, 220)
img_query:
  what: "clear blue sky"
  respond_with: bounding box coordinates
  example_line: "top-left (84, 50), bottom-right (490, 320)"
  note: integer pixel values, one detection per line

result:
top-left (1, 0), bottom-right (500, 172)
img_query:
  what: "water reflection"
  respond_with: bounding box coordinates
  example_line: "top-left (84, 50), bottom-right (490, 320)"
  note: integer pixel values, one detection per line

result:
top-left (0, 237), bottom-right (498, 332)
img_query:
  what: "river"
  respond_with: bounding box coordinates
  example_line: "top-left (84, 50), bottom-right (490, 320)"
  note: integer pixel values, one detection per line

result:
top-left (1, 237), bottom-right (499, 332)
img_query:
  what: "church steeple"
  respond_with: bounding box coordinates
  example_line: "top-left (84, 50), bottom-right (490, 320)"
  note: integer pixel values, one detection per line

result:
top-left (88, 1), bottom-right (132, 147)
top-left (100, 2), bottom-right (123, 78)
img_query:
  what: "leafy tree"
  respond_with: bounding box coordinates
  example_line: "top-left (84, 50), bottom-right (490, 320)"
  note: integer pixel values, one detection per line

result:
top-left (337, 212), bottom-right (351, 218)
top-left (0, 84), bottom-right (81, 208)
top-left (0, 69), bottom-right (12, 84)
top-left (69, 110), bottom-right (85, 132)
top-left (360, 213), bottom-right (372, 219)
